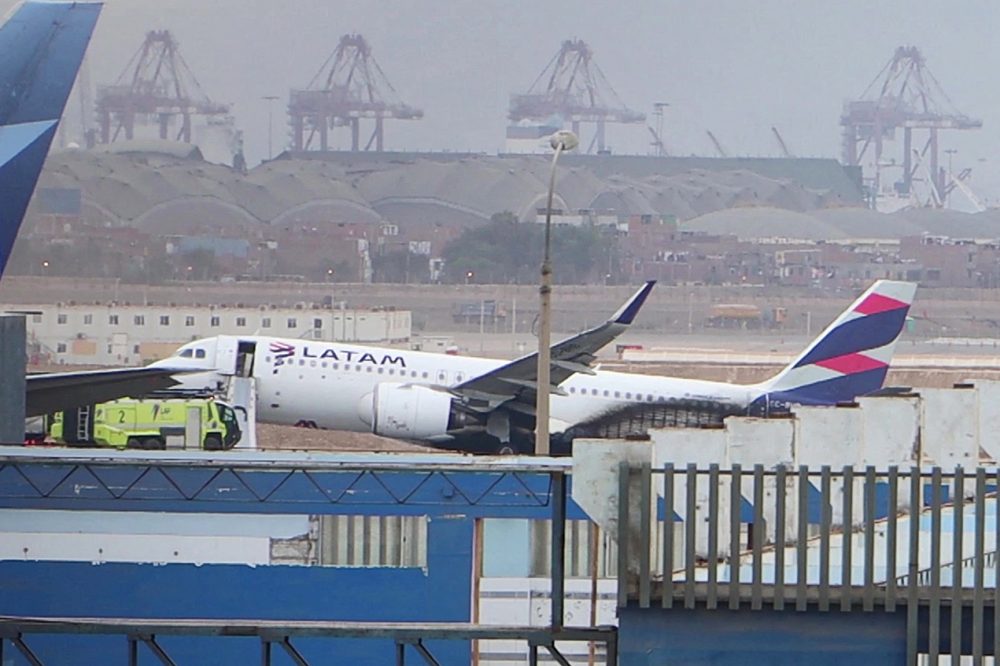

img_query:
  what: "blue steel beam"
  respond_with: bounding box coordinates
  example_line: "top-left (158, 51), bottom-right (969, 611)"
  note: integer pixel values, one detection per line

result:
top-left (0, 449), bottom-right (591, 519)
top-left (0, 450), bottom-right (597, 665)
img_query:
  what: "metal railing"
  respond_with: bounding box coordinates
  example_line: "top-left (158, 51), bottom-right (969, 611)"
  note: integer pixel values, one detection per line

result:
top-left (0, 449), bottom-right (613, 666)
top-left (616, 463), bottom-right (1000, 663)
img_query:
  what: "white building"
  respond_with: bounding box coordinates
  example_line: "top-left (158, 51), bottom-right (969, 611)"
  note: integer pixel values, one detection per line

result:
top-left (17, 302), bottom-right (411, 366)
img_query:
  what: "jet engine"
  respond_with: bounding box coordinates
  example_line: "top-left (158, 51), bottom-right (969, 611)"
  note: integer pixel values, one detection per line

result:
top-left (370, 383), bottom-right (461, 440)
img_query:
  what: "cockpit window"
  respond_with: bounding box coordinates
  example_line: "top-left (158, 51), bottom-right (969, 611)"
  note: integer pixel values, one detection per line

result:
top-left (195, 349), bottom-right (207, 359)
top-left (179, 349), bottom-right (193, 358)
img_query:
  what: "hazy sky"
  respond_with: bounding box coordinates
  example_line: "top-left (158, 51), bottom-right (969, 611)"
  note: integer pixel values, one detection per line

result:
top-left (8, 0), bottom-right (1000, 200)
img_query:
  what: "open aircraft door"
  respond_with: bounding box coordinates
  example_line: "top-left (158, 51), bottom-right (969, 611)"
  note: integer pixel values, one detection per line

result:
top-left (212, 337), bottom-right (258, 377)
top-left (213, 336), bottom-right (240, 376)
top-left (215, 335), bottom-right (257, 377)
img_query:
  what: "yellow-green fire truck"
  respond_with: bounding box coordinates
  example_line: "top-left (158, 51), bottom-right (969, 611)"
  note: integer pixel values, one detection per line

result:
top-left (49, 397), bottom-right (241, 450)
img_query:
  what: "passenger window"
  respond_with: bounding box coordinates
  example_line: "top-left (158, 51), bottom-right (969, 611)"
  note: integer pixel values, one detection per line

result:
top-left (625, 392), bottom-right (632, 400)
top-left (422, 372), bottom-right (429, 379)
top-left (366, 366), bottom-right (373, 373)
top-left (378, 368), bottom-right (384, 374)
top-left (591, 389), bottom-right (598, 396)
top-left (614, 391), bottom-right (620, 398)
top-left (603, 390), bottom-right (609, 397)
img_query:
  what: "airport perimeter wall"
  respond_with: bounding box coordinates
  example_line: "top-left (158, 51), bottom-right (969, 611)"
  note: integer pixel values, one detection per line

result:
top-left (0, 519), bottom-right (471, 665)
top-left (0, 457), bottom-right (585, 665)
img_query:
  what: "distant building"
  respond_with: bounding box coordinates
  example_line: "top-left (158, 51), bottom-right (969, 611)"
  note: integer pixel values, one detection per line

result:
top-left (18, 302), bottom-right (411, 366)
top-left (504, 122), bottom-right (561, 154)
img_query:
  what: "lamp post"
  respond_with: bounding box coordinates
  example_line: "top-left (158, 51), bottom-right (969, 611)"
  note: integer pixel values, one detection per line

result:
top-left (262, 95), bottom-right (280, 160)
top-left (535, 130), bottom-right (579, 456)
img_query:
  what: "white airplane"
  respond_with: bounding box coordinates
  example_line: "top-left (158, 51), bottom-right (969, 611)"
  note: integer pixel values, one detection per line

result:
top-left (156, 280), bottom-right (917, 454)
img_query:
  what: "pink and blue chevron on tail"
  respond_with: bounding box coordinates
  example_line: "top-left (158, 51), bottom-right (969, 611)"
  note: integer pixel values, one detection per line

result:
top-left (752, 280), bottom-right (917, 412)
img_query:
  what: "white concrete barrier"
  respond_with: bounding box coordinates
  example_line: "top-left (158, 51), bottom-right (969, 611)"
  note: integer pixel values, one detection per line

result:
top-left (919, 387), bottom-right (978, 468)
top-left (858, 395), bottom-right (919, 468)
top-left (793, 404), bottom-right (864, 468)
top-left (972, 380), bottom-right (1000, 463)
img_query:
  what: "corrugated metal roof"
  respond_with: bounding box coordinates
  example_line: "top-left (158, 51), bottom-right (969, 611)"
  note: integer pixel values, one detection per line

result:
top-left (35, 145), bottom-right (891, 241)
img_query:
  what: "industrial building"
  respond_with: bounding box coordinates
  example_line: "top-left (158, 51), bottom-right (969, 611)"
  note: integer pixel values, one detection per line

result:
top-left (17, 301), bottom-right (411, 366)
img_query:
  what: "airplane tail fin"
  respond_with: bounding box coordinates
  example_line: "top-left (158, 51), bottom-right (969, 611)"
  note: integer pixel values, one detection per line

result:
top-left (756, 280), bottom-right (917, 408)
top-left (0, 1), bottom-right (102, 276)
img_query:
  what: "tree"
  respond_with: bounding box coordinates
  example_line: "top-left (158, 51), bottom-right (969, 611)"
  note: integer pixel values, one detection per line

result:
top-left (441, 211), bottom-right (607, 284)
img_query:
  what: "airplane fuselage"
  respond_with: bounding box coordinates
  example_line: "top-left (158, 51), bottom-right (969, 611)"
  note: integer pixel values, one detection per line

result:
top-left (260, 338), bottom-right (755, 428)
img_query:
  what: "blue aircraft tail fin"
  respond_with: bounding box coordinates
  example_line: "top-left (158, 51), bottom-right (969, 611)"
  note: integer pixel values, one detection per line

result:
top-left (756, 280), bottom-right (917, 408)
top-left (0, 2), bottom-right (102, 276)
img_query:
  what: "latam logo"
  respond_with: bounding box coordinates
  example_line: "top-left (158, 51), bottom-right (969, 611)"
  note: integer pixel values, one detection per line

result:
top-left (269, 341), bottom-right (406, 367)
top-left (269, 341), bottom-right (296, 359)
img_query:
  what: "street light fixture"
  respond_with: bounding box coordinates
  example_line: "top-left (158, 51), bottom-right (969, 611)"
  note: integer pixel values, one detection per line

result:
top-left (535, 130), bottom-right (578, 456)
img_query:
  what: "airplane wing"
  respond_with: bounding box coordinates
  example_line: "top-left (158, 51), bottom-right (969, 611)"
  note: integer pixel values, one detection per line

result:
top-left (26, 366), bottom-right (192, 417)
top-left (451, 281), bottom-right (655, 414)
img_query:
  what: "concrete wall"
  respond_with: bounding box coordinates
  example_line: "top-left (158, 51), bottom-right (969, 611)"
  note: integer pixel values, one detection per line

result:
top-left (648, 382), bottom-right (1000, 473)
top-left (584, 382), bottom-right (1000, 565)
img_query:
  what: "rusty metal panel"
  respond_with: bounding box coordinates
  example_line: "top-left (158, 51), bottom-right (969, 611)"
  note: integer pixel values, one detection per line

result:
top-left (728, 465), bottom-right (743, 611)
top-left (661, 464), bottom-right (674, 610)
top-left (706, 465), bottom-right (720, 610)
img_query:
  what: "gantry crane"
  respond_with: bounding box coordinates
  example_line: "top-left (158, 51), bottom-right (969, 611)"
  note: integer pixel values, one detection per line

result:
top-left (94, 30), bottom-right (230, 144)
top-left (288, 33), bottom-right (423, 152)
top-left (509, 39), bottom-right (644, 154)
top-left (840, 46), bottom-right (981, 201)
